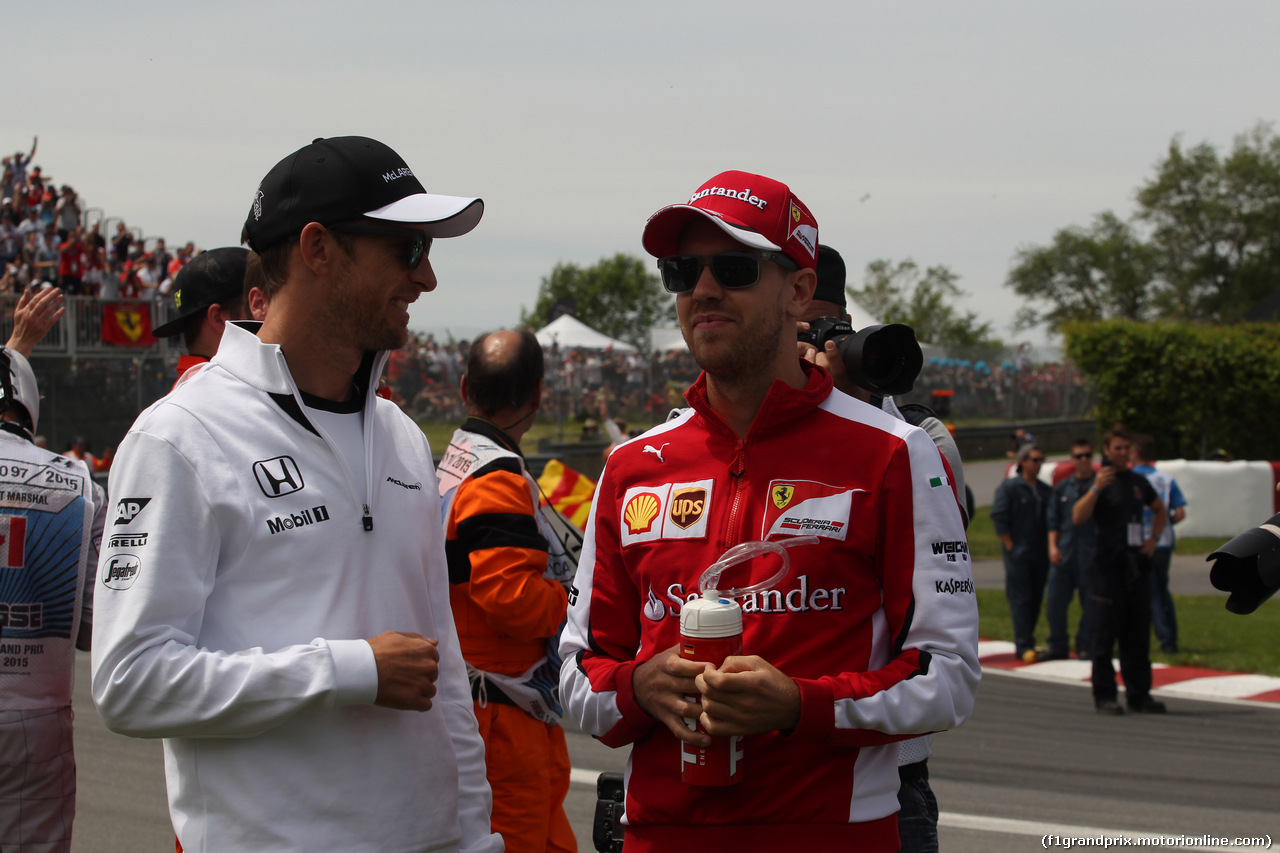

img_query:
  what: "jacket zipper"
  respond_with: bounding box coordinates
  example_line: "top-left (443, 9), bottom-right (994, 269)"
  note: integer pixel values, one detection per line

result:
top-left (722, 441), bottom-right (747, 549)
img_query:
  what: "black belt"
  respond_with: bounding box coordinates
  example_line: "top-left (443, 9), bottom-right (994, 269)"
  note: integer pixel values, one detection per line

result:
top-left (470, 674), bottom-right (518, 708)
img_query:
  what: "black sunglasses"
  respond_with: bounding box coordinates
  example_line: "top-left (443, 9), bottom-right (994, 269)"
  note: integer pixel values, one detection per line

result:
top-left (328, 221), bottom-right (431, 270)
top-left (1027, 455), bottom-right (1045, 463)
top-left (1072, 452), bottom-right (1092, 459)
top-left (657, 250), bottom-right (798, 294)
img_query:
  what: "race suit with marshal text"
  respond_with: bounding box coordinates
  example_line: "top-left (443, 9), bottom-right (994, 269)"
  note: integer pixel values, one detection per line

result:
top-left (559, 363), bottom-right (980, 853)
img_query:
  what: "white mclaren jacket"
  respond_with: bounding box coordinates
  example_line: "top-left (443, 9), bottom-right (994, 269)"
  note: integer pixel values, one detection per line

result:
top-left (91, 323), bottom-right (501, 853)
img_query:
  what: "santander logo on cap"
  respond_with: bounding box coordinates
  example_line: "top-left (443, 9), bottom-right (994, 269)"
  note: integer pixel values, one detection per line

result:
top-left (688, 183), bottom-right (770, 211)
top-left (643, 169), bottom-right (820, 270)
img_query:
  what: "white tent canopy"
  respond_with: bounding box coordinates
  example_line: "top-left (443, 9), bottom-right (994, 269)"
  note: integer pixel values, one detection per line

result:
top-left (535, 314), bottom-right (634, 351)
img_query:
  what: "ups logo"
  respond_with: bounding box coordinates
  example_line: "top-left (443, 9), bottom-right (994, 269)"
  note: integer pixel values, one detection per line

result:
top-left (669, 487), bottom-right (707, 530)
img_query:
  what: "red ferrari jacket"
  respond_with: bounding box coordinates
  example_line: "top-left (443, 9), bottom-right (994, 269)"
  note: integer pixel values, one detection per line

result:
top-left (560, 364), bottom-right (980, 853)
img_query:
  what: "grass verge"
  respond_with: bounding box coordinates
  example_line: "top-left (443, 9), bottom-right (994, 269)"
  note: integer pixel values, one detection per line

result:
top-left (976, 589), bottom-right (1280, 677)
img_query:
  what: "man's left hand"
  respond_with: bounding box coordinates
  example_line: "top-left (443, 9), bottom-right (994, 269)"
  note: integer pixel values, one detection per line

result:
top-left (1140, 538), bottom-right (1159, 558)
top-left (695, 655), bottom-right (801, 737)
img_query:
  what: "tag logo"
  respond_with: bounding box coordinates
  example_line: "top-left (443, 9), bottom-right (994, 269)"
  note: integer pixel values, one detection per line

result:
top-left (102, 555), bottom-right (141, 590)
top-left (114, 498), bottom-right (151, 526)
top-left (772, 484), bottom-right (795, 510)
top-left (624, 493), bottom-right (661, 535)
top-left (253, 456), bottom-right (304, 498)
top-left (252, 187), bottom-right (264, 221)
top-left (669, 487), bottom-right (706, 530)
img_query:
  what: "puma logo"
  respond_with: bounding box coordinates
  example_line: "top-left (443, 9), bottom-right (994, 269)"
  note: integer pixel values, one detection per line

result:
top-left (643, 443), bottom-right (669, 463)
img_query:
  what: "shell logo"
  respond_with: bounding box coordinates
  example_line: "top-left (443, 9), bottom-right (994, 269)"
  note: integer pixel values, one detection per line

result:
top-left (624, 492), bottom-right (662, 534)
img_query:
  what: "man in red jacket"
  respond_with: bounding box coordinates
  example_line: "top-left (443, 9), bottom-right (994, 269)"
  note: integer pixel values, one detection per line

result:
top-left (559, 171), bottom-right (980, 853)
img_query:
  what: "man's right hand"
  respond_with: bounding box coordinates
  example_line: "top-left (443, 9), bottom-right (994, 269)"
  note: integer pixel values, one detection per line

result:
top-left (1049, 544), bottom-right (1063, 566)
top-left (632, 644), bottom-right (712, 746)
top-left (368, 631), bottom-right (440, 711)
top-left (1095, 466), bottom-right (1117, 491)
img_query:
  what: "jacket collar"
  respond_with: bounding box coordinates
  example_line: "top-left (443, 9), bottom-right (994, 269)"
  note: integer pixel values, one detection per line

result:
top-left (683, 359), bottom-right (833, 440)
top-left (213, 322), bottom-right (390, 434)
top-left (460, 416), bottom-right (523, 457)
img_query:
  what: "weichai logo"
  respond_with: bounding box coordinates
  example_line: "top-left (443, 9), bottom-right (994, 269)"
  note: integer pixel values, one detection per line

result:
top-left (668, 487), bottom-right (706, 530)
top-left (623, 493), bottom-right (661, 535)
top-left (266, 505), bottom-right (331, 535)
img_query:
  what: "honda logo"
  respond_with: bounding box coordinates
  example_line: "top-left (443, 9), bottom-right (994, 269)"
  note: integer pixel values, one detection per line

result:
top-left (253, 456), bottom-right (305, 498)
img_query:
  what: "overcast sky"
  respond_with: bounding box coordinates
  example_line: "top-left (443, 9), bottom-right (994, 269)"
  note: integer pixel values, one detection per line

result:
top-left (7, 2), bottom-right (1277, 349)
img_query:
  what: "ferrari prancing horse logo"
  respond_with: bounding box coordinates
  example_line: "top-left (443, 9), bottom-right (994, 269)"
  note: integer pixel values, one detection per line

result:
top-left (772, 484), bottom-right (795, 510)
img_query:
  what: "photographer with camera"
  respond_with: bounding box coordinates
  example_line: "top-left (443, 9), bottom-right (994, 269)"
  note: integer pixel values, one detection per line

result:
top-left (797, 244), bottom-right (970, 853)
top-left (1072, 424), bottom-right (1168, 715)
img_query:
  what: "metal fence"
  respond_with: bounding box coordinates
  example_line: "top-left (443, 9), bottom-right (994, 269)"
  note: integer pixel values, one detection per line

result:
top-left (1, 294), bottom-right (181, 455)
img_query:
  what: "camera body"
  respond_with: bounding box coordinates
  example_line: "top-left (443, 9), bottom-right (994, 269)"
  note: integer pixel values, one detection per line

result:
top-left (798, 317), bottom-right (924, 397)
top-left (592, 772), bottom-right (625, 852)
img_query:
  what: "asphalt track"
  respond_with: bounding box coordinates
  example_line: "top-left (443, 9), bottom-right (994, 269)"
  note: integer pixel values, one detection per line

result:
top-left (70, 645), bottom-right (1280, 852)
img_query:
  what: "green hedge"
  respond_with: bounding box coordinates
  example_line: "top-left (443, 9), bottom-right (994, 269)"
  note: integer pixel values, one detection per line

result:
top-left (1064, 320), bottom-right (1280, 460)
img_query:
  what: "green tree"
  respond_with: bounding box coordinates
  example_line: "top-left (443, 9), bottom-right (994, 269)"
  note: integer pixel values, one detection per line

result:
top-left (1007, 122), bottom-right (1280, 332)
top-left (851, 259), bottom-right (1004, 359)
top-left (521, 253), bottom-right (675, 350)
top-left (1137, 124), bottom-right (1280, 322)
top-left (1006, 212), bottom-right (1158, 333)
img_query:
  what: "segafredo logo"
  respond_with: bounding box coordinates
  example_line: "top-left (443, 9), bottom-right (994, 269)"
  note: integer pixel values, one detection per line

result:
top-left (102, 555), bottom-right (141, 590)
top-left (689, 185), bottom-right (768, 211)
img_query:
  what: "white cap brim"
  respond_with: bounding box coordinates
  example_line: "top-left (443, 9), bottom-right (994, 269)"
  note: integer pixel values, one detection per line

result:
top-left (641, 205), bottom-right (781, 257)
top-left (365, 193), bottom-right (484, 238)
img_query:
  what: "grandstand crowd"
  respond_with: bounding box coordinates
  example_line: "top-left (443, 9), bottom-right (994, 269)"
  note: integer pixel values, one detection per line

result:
top-left (0, 137), bottom-right (195, 298)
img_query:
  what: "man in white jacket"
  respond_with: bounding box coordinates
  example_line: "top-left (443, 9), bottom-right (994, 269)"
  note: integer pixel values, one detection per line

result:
top-left (91, 136), bottom-right (502, 853)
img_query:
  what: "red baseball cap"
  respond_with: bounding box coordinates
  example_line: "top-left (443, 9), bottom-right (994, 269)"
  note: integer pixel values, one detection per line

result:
top-left (642, 170), bottom-right (819, 270)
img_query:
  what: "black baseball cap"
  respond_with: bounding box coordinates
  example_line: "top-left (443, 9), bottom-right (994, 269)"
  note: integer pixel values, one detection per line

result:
top-left (813, 244), bottom-right (847, 310)
top-left (152, 247), bottom-right (248, 338)
top-left (242, 136), bottom-right (484, 252)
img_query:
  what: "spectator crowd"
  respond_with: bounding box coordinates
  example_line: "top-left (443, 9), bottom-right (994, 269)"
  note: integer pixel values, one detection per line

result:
top-left (1, 136), bottom-right (198, 299)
